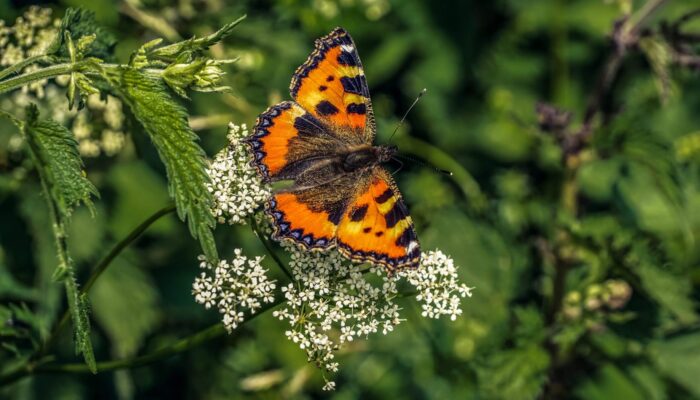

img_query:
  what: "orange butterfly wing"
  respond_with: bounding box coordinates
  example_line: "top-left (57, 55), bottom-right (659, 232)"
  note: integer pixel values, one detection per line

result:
top-left (290, 27), bottom-right (375, 143)
top-left (246, 28), bottom-right (420, 270)
top-left (266, 173), bottom-right (361, 250)
top-left (245, 101), bottom-right (343, 182)
top-left (336, 168), bottom-right (420, 270)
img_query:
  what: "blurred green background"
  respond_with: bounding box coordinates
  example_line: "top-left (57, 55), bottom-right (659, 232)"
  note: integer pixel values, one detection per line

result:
top-left (2, 0), bottom-right (700, 398)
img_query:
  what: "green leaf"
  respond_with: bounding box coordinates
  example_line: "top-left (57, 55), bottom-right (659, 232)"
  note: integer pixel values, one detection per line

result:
top-left (575, 364), bottom-right (649, 400)
top-left (639, 36), bottom-right (674, 102)
top-left (634, 254), bottom-right (698, 325)
top-left (476, 343), bottom-right (550, 400)
top-left (0, 303), bottom-right (43, 357)
top-left (91, 257), bottom-right (160, 357)
top-left (48, 8), bottom-right (116, 60)
top-left (148, 15), bottom-right (246, 63)
top-left (0, 250), bottom-right (36, 301)
top-left (64, 274), bottom-right (97, 373)
top-left (22, 104), bottom-right (98, 218)
top-left (106, 68), bottom-right (217, 261)
top-left (649, 333), bottom-right (700, 397)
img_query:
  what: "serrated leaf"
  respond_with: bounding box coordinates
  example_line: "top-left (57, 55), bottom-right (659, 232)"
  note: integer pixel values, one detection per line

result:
top-left (48, 8), bottom-right (116, 60)
top-left (575, 364), bottom-right (648, 400)
top-left (65, 275), bottom-right (96, 373)
top-left (635, 256), bottom-right (698, 325)
top-left (0, 303), bottom-right (43, 357)
top-left (106, 68), bottom-right (217, 261)
top-left (23, 105), bottom-right (98, 218)
top-left (476, 343), bottom-right (550, 400)
top-left (639, 36), bottom-right (674, 102)
top-left (649, 333), bottom-right (700, 397)
top-left (149, 15), bottom-right (246, 63)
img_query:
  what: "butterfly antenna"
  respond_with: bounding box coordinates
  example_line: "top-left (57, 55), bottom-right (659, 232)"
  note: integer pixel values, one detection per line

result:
top-left (393, 154), bottom-right (453, 176)
top-left (388, 88), bottom-right (427, 142)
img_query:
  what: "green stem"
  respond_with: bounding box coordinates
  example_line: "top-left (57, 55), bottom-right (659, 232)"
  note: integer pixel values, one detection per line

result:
top-left (0, 63), bottom-right (76, 95)
top-left (0, 298), bottom-right (285, 384)
top-left (36, 204), bottom-right (177, 359)
top-left (40, 324), bottom-right (225, 373)
top-left (84, 204), bottom-right (177, 293)
top-left (0, 55), bottom-right (51, 81)
top-left (397, 136), bottom-right (487, 212)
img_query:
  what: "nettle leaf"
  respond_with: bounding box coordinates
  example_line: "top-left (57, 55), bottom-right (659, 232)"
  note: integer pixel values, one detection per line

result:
top-left (632, 245), bottom-right (698, 325)
top-left (107, 68), bottom-right (217, 261)
top-left (639, 36), bottom-right (674, 102)
top-left (575, 364), bottom-right (650, 400)
top-left (65, 275), bottom-right (96, 373)
top-left (21, 106), bottom-right (97, 372)
top-left (0, 303), bottom-right (42, 357)
top-left (148, 15), bottom-right (246, 63)
top-left (23, 105), bottom-right (98, 218)
top-left (649, 333), bottom-right (700, 397)
top-left (476, 343), bottom-right (550, 400)
top-left (48, 8), bottom-right (116, 60)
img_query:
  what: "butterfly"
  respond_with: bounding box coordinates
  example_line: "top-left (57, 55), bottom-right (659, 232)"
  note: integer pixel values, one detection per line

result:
top-left (244, 27), bottom-right (420, 271)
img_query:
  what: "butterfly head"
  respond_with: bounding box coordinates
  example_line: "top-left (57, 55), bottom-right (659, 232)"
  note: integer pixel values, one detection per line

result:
top-left (376, 145), bottom-right (398, 163)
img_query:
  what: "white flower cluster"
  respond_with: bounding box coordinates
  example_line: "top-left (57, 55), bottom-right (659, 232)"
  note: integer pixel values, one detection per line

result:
top-left (192, 250), bottom-right (277, 332)
top-left (206, 123), bottom-right (270, 225)
top-left (271, 244), bottom-right (472, 389)
top-left (1, 8), bottom-right (128, 159)
top-left (0, 6), bottom-right (59, 97)
top-left (399, 250), bottom-right (474, 321)
top-left (196, 121), bottom-right (473, 390)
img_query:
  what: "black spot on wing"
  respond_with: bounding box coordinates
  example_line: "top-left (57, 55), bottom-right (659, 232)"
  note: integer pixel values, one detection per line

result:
top-left (326, 75), bottom-right (334, 82)
top-left (385, 200), bottom-right (409, 229)
top-left (327, 207), bottom-right (344, 225)
top-left (340, 76), bottom-right (366, 95)
top-left (319, 85), bottom-right (327, 91)
top-left (349, 204), bottom-right (368, 222)
top-left (347, 103), bottom-right (366, 115)
top-left (337, 51), bottom-right (358, 66)
top-left (363, 227), bottom-right (371, 233)
top-left (375, 231), bottom-right (384, 237)
top-left (316, 100), bottom-right (339, 116)
top-left (375, 188), bottom-right (394, 204)
top-left (395, 226), bottom-right (417, 247)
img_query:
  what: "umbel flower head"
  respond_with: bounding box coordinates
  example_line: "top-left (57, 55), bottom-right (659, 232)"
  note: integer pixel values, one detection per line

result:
top-left (193, 250), bottom-right (277, 332)
top-left (206, 123), bottom-right (270, 225)
top-left (195, 122), bottom-right (474, 389)
top-left (1, 7), bottom-right (128, 160)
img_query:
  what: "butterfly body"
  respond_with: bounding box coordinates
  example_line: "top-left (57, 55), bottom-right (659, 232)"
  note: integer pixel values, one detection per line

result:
top-left (245, 28), bottom-right (420, 271)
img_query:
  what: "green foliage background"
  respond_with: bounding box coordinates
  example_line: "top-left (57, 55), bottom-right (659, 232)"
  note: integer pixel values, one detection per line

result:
top-left (1, 0), bottom-right (700, 398)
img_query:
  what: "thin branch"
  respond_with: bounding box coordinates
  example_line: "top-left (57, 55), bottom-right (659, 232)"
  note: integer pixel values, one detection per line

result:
top-left (571, 0), bottom-right (670, 152)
